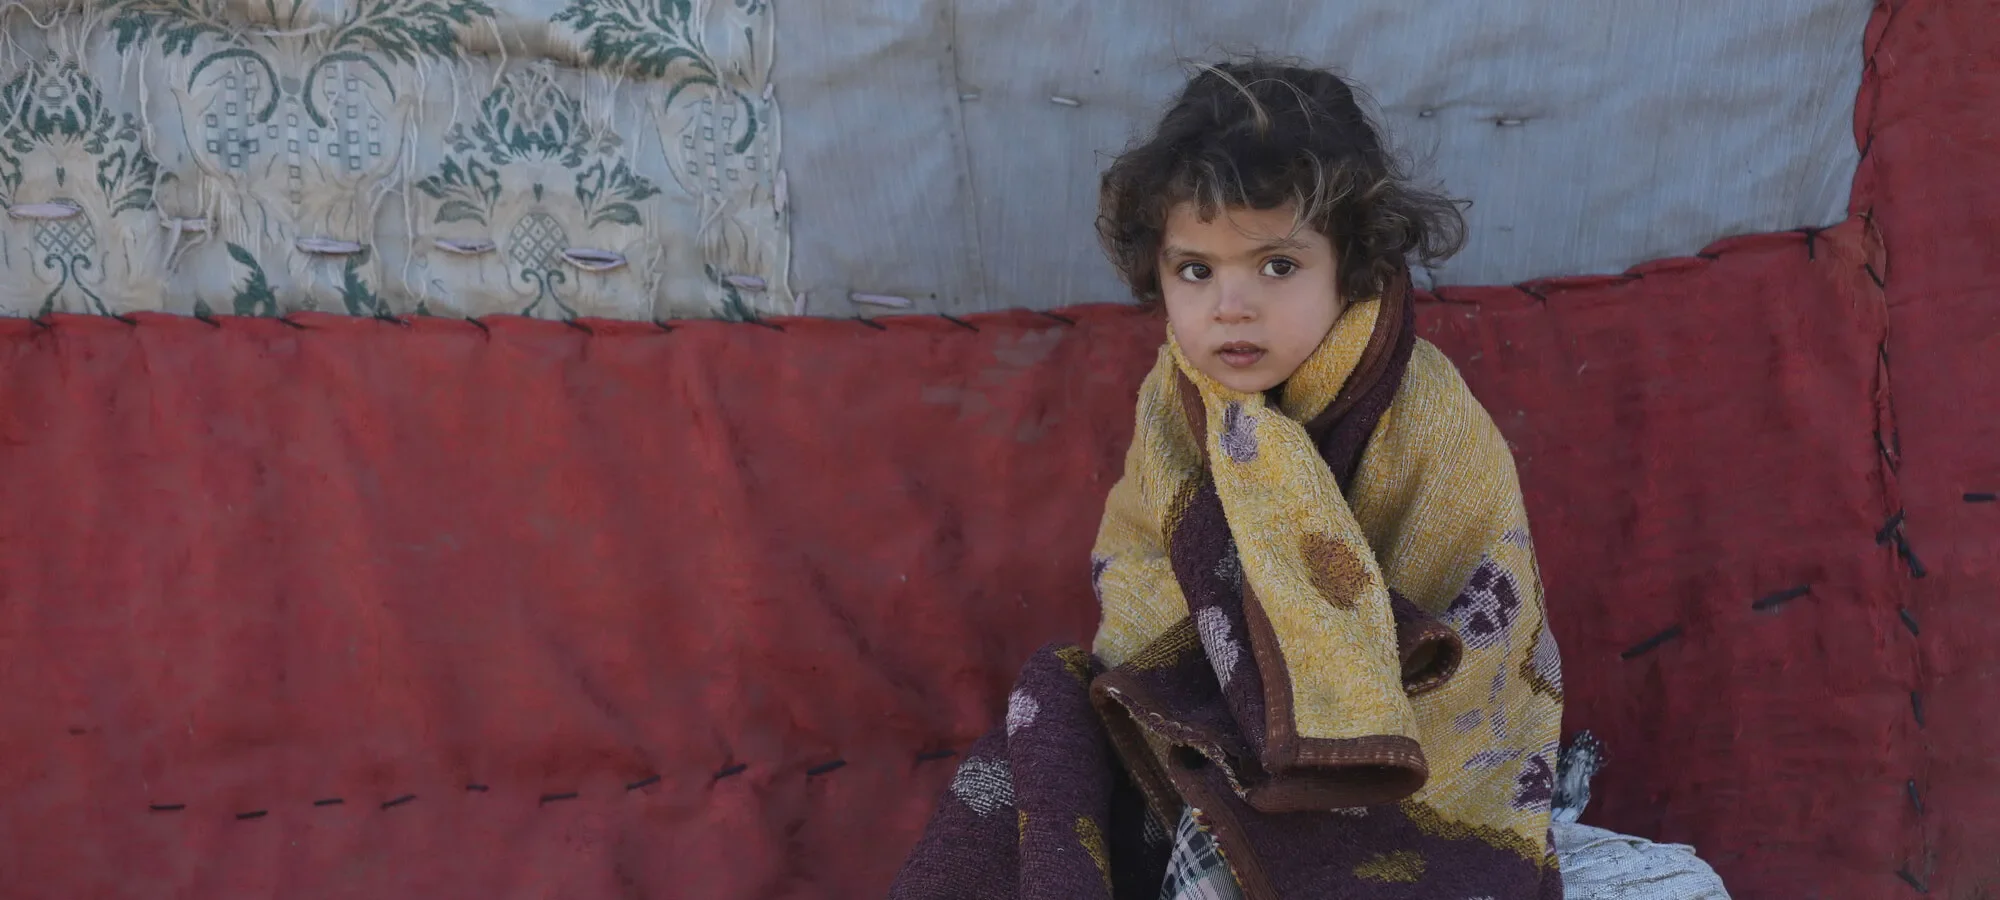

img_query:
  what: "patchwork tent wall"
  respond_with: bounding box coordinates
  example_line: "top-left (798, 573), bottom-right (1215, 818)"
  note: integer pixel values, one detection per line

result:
top-left (0, 0), bottom-right (791, 320)
top-left (2, 0), bottom-right (1996, 897)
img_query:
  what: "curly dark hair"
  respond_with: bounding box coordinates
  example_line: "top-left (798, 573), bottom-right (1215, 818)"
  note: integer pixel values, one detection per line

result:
top-left (1097, 59), bottom-right (1466, 304)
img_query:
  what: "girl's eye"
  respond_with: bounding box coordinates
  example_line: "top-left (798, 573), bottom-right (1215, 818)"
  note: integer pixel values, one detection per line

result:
top-left (1261, 258), bottom-right (1298, 277)
top-left (1176, 262), bottom-right (1212, 283)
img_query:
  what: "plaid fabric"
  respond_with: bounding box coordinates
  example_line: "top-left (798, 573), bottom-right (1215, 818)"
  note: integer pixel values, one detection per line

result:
top-left (1160, 808), bottom-right (1243, 900)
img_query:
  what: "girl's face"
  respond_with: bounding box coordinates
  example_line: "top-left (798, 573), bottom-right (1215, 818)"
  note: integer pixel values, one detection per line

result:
top-left (1159, 202), bottom-right (1344, 394)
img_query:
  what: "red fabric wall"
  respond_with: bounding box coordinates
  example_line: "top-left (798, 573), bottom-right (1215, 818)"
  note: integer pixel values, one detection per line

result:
top-left (1853, 1), bottom-right (2000, 895)
top-left (0, 1), bottom-right (1992, 897)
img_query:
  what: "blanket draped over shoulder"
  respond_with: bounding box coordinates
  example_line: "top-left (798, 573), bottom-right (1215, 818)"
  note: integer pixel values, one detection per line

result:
top-left (891, 281), bottom-right (1564, 899)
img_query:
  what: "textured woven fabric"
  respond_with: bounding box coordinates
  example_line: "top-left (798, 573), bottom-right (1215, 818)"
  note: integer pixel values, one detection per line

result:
top-left (776, 0), bottom-right (1870, 313)
top-left (1160, 807), bottom-right (1242, 900)
top-left (1552, 823), bottom-right (1730, 899)
top-left (1152, 778), bottom-right (1734, 900)
top-left (1087, 285), bottom-right (1563, 896)
top-left (888, 645), bottom-right (1169, 900)
top-left (0, 214), bottom-right (1974, 896)
top-left (0, 0), bottom-right (791, 320)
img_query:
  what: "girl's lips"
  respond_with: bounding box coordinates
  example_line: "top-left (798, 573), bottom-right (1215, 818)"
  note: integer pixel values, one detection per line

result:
top-left (1217, 343), bottom-right (1265, 369)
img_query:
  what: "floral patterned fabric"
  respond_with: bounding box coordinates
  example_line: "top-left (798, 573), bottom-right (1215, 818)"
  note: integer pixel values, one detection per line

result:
top-left (0, 0), bottom-right (789, 320)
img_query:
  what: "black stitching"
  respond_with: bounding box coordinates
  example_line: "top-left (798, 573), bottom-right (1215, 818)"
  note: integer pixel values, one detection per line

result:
top-left (1037, 311), bottom-right (1076, 326)
top-left (277, 316), bottom-right (307, 330)
top-left (1893, 531), bottom-right (1928, 578)
top-left (1899, 608), bottom-right (1921, 636)
top-left (853, 317), bottom-right (888, 331)
top-left (713, 763), bottom-right (748, 780)
top-left (314, 798), bottom-right (344, 807)
top-left (1965, 492), bottom-right (1996, 503)
top-left (1877, 509), bottom-right (1906, 545)
top-left (1515, 285), bottom-right (1548, 304)
top-left (625, 775), bottom-right (661, 791)
top-left (1695, 251), bottom-right (1720, 260)
top-left (916, 749), bottom-right (957, 762)
top-left (194, 310), bottom-right (221, 328)
top-left (651, 319), bottom-right (676, 333)
top-left (465, 784), bottom-right (489, 793)
top-left (373, 312), bottom-right (409, 328)
top-left (1897, 867), bottom-right (1929, 893)
top-left (538, 791), bottom-right (579, 805)
top-left (1621, 625), bottom-right (1682, 659)
top-left (1801, 228), bottom-right (1821, 260)
top-left (236, 810), bottom-right (267, 820)
top-left (1907, 779), bottom-right (1924, 814)
top-left (806, 760), bottom-right (847, 776)
top-left (1877, 429), bottom-right (1901, 473)
top-left (743, 316), bottom-right (784, 332)
top-left (1911, 691), bottom-right (1926, 728)
top-left (381, 794), bottom-right (416, 809)
top-left (149, 804), bottom-right (185, 812)
top-left (1865, 263), bottom-right (1887, 289)
top-left (113, 313), bottom-right (140, 326)
top-left (564, 319), bottom-right (594, 336)
top-left (1751, 585), bottom-right (1812, 612)
top-left (939, 314), bottom-right (979, 332)
top-left (1859, 132), bottom-right (1876, 163)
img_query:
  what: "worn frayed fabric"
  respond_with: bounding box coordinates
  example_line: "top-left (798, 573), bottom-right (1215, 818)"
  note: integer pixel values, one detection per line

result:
top-left (1156, 745), bottom-right (1732, 900)
top-left (777, 1), bottom-right (1869, 313)
top-left (0, 0), bottom-right (790, 321)
top-left (894, 280), bottom-right (1564, 898)
top-left (1086, 281), bottom-right (1563, 897)
top-left (889, 645), bottom-right (1171, 900)
top-left (1551, 823), bottom-right (1730, 900)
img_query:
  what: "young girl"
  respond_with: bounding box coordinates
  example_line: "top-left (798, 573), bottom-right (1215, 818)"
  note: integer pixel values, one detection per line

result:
top-left (894, 60), bottom-right (1563, 900)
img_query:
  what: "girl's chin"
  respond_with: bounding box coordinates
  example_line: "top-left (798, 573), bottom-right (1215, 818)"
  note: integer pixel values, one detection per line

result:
top-left (1201, 364), bottom-right (1286, 395)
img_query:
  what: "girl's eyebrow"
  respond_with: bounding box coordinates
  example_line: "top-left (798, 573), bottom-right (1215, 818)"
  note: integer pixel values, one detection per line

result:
top-left (1162, 237), bottom-right (1309, 260)
top-left (1254, 236), bottom-right (1311, 252)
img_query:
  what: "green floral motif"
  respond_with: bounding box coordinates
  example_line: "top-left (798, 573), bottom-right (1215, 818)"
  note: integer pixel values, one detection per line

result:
top-left (419, 71), bottom-right (659, 229)
top-left (708, 263), bottom-right (760, 323)
top-left (0, 0), bottom-right (784, 320)
top-left (338, 247), bottom-right (384, 316)
top-left (106, 0), bottom-right (236, 57)
top-left (108, 0), bottom-right (494, 128)
top-left (226, 243), bottom-right (278, 316)
top-left (574, 159), bottom-right (656, 229)
top-left (507, 210), bottom-right (571, 318)
top-left (30, 206), bottom-right (103, 317)
top-left (417, 69), bottom-right (658, 319)
top-left (449, 75), bottom-right (595, 168)
top-left (416, 157), bottom-right (504, 227)
top-left (552, 0), bottom-right (759, 152)
top-left (0, 61), bottom-right (160, 316)
top-left (0, 61), bottom-right (158, 217)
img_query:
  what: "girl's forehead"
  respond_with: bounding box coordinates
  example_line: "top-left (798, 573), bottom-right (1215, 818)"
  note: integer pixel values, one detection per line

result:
top-left (1163, 202), bottom-right (1328, 254)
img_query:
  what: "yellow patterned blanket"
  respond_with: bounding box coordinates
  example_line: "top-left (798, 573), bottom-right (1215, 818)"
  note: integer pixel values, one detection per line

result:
top-left (1087, 283), bottom-right (1564, 897)
top-left (892, 284), bottom-right (1563, 899)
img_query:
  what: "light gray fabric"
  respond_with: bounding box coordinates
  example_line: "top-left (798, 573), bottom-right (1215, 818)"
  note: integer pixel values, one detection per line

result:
top-left (770, 3), bottom-right (983, 317)
top-left (1154, 811), bottom-right (1732, 898)
top-left (777, 0), bottom-right (1869, 314)
top-left (1553, 822), bottom-right (1732, 899)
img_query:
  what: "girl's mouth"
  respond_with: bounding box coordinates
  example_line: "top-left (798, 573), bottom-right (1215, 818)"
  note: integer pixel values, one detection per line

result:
top-left (1217, 342), bottom-right (1265, 369)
